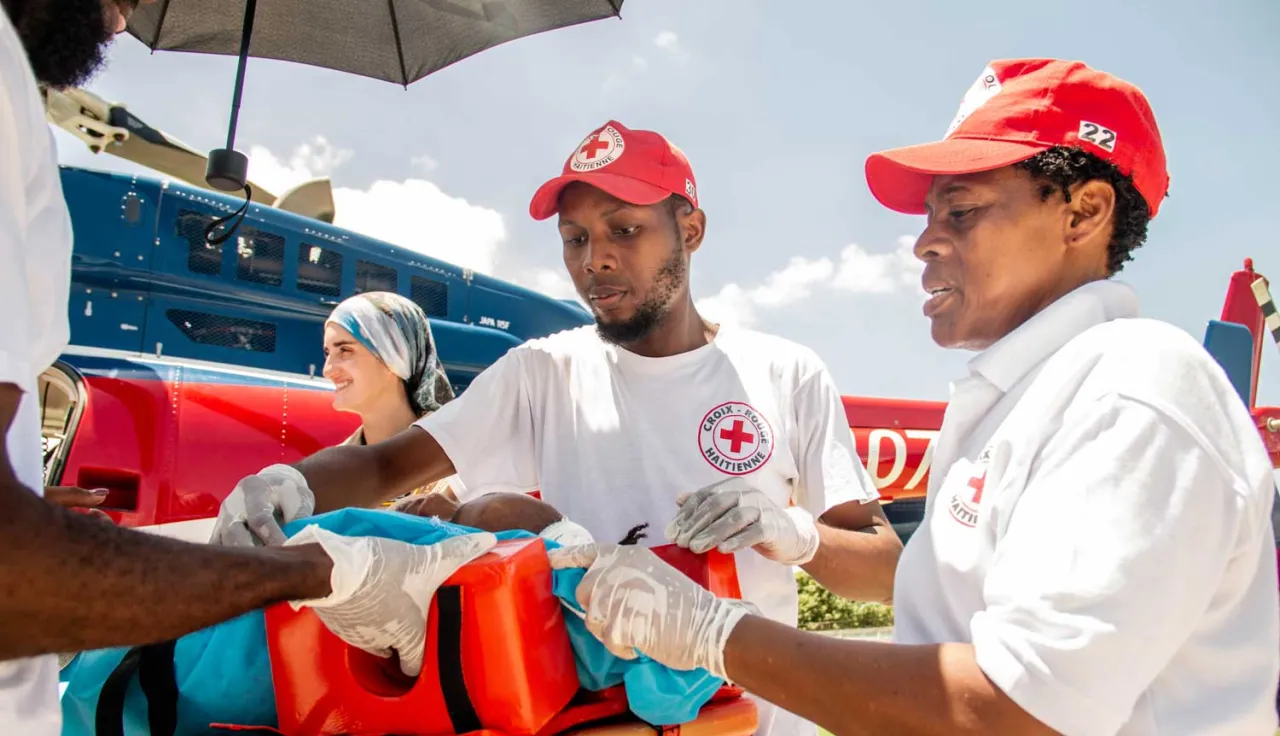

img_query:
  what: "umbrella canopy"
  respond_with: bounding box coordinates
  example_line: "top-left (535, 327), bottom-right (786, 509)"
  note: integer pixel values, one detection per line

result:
top-left (124, 0), bottom-right (624, 195)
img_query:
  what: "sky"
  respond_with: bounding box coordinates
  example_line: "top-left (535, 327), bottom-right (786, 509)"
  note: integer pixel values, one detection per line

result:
top-left (53, 0), bottom-right (1280, 412)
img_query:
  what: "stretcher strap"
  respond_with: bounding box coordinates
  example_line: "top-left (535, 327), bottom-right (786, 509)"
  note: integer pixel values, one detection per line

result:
top-left (94, 639), bottom-right (179, 736)
top-left (436, 585), bottom-right (482, 733)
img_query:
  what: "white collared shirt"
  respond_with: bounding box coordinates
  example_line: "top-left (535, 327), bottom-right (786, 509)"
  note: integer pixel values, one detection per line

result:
top-left (0, 10), bottom-right (75, 735)
top-left (893, 279), bottom-right (1279, 736)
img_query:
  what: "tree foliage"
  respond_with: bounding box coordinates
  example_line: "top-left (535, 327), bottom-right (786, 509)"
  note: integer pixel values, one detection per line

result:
top-left (796, 571), bottom-right (894, 631)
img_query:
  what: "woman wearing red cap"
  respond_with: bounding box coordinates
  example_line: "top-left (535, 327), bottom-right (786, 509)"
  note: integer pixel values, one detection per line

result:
top-left (549, 59), bottom-right (1280, 734)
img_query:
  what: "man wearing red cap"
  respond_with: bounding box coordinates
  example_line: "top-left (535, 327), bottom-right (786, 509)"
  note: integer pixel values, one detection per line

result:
top-left (546, 59), bottom-right (1280, 734)
top-left (214, 120), bottom-right (902, 735)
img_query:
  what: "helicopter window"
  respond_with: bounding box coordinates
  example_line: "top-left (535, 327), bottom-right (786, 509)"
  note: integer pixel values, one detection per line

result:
top-left (166, 309), bottom-right (277, 353)
top-left (235, 228), bottom-right (285, 288)
top-left (298, 244), bottom-right (343, 297)
top-left (410, 275), bottom-right (449, 317)
top-left (177, 209), bottom-right (223, 276)
top-left (355, 260), bottom-right (398, 294)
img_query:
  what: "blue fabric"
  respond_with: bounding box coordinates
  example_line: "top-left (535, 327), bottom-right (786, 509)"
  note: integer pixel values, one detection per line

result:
top-left (59, 509), bottom-right (722, 733)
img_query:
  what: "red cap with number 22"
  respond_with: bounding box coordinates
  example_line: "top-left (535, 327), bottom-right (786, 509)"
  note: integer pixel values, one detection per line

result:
top-left (864, 58), bottom-right (1170, 219)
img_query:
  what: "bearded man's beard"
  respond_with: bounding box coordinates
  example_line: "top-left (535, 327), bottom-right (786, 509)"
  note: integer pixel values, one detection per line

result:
top-left (594, 244), bottom-right (686, 347)
top-left (2, 0), bottom-right (112, 89)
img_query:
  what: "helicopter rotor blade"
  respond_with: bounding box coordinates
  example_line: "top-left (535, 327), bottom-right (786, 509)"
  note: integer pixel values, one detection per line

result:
top-left (42, 86), bottom-right (339, 224)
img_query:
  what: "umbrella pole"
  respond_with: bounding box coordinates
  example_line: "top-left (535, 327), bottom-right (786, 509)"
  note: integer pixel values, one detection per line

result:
top-left (205, 0), bottom-right (258, 192)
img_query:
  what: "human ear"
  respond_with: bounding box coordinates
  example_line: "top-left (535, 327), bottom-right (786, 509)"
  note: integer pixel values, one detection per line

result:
top-left (682, 208), bottom-right (707, 254)
top-left (1064, 179), bottom-right (1115, 252)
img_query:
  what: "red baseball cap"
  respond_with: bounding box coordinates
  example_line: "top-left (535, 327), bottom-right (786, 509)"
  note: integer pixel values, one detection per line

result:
top-left (529, 120), bottom-right (699, 221)
top-left (864, 58), bottom-right (1170, 218)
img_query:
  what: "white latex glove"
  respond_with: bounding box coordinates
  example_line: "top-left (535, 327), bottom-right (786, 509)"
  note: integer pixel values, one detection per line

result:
top-left (538, 517), bottom-right (595, 547)
top-left (548, 543), bottom-right (759, 680)
top-left (664, 477), bottom-right (820, 565)
top-left (211, 464), bottom-right (315, 547)
top-left (285, 525), bottom-right (497, 677)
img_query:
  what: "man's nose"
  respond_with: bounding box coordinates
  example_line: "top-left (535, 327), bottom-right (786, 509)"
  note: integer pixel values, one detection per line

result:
top-left (582, 239), bottom-right (616, 273)
top-left (913, 223), bottom-right (951, 262)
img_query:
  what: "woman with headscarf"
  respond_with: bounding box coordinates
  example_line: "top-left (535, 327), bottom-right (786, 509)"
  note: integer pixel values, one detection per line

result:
top-left (322, 291), bottom-right (462, 506)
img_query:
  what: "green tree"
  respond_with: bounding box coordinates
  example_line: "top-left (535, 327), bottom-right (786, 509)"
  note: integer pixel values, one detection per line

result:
top-left (796, 571), bottom-right (894, 631)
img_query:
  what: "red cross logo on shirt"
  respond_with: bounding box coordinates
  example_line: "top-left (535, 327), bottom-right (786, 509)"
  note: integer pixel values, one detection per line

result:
top-left (967, 473), bottom-right (985, 505)
top-left (718, 420), bottom-right (755, 454)
top-left (699, 401), bottom-right (774, 476)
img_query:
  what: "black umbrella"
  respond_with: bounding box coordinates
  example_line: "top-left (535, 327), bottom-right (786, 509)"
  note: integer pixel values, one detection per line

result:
top-left (125, 0), bottom-right (624, 195)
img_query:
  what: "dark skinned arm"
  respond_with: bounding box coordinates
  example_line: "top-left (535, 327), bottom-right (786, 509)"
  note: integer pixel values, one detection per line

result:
top-left (790, 366), bottom-right (903, 604)
top-left (722, 614), bottom-right (1057, 736)
top-left (0, 384), bottom-right (334, 660)
top-left (802, 499), bottom-right (902, 604)
top-left (299, 426), bottom-right (457, 513)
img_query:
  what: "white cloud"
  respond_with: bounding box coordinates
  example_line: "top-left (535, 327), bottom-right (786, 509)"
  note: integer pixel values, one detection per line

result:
top-left (411, 153), bottom-right (439, 173)
top-left (654, 31), bottom-right (679, 48)
top-left (632, 55), bottom-right (648, 70)
top-left (517, 268), bottom-right (584, 306)
top-left (832, 236), bottom-right (923, 294)
top-left (247, 138), bottom-right (506, 275)
top-left (697, 255), bottom-right (833, 327)
top-left (696, 238), bottom-right (922, 327)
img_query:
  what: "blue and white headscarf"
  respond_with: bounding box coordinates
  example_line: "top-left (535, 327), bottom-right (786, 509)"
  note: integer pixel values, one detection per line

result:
top-left (325, 292), bottom-right (454, 415)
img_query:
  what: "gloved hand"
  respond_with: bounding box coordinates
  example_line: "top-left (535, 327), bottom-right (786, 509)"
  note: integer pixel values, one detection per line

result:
top-left (548, 543), bottom-right (758, 680)
top-left (211, 464), bottom-right (315, 547)
top-left (285, 525), bottom-right (497, 677)
top-left (664, 477), bottom-right (820, 565)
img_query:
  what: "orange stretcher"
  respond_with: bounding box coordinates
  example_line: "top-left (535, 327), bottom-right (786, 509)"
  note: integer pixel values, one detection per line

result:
top-left (234, 539), bottom-right (757, 736)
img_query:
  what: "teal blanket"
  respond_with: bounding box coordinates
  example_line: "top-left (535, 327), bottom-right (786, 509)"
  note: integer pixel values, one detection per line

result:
top-left (59, 508), bottom-right (724, 733)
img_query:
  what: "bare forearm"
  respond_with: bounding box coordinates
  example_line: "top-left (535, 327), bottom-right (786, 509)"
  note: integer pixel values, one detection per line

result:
top-left (801, 519), bottom-right (902, 603)
top-left (299, 427), bottom-right (455, 513)
top-left (0, 488), bottom-right (332, 659)
top-left (722, 615), bottom-right (1054, 736)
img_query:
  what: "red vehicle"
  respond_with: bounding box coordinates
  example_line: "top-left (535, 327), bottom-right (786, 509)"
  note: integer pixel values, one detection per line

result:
top-left (39, 263), bottom-right (1279, 545)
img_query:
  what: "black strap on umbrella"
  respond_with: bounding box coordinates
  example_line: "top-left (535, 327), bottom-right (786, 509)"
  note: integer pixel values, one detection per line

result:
top-left (204, 183), bottom-right (253, 246)
top-left (94, 639), bottom-right (180, 736)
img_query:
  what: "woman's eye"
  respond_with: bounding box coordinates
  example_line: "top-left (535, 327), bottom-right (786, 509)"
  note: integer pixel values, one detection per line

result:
top-left (949, 207), bottom-right (977, 221)
top-left (615, 225), bottom-right (639, 236)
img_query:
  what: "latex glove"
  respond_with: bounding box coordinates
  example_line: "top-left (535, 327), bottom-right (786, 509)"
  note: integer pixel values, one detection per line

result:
top-left (285, 525), bottom-right (497, 677)
top-left (211, 464), bottom-right (315, 547)
top-left (548, 543), bottom-right (758, 680)
top-left (664, 477), bottom-right (820, 565)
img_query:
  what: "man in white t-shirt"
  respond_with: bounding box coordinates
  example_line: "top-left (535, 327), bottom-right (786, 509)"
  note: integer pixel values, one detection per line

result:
top-left (214, 119), bottom-right (902, 736)
top-left (0, 4), bottom-right (499, 733)
top-left (544, 59), bottom-right (1280, 735)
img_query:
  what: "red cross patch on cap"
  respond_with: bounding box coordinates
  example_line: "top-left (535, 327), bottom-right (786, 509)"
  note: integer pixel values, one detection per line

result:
top-left (864, 58), bottom-right (1170, 219)
top-left (529, 120), bottom-right (699, 220)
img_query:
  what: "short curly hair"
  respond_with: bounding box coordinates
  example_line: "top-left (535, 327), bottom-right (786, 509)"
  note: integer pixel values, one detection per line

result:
top-left (1013, 146), bottom-right (1159, 275)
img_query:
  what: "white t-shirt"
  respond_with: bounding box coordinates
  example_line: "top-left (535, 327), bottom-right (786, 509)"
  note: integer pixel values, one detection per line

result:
top-left (418, 322), bottom-right (879, 736)
top-left (893, 279), bottom-right (1280, 736)
top-left (0, 9), bottom-right (75, 735)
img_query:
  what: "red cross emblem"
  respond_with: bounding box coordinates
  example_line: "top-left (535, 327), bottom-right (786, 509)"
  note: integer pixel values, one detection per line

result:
top-left (578, 133), bottom-right (610, 160)
top-left (699, 401), bottom-right (774, 476)
top-left (967, 473), bottom-right (985, 505)
top-left (718, 419), bottom-right (755, 455)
